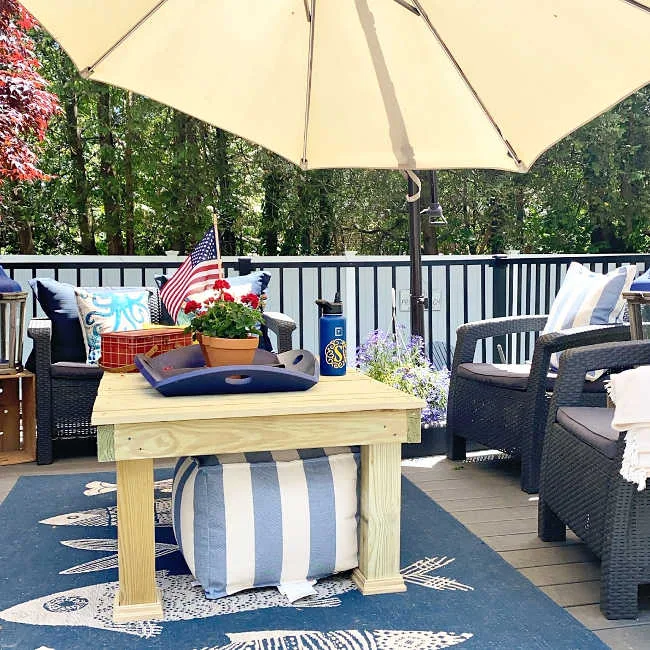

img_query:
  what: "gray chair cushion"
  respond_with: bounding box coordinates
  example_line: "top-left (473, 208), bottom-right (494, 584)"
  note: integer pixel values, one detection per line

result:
top-left (457, 363), bottom-right (606, 393)
top-left (556, 407), bottom-right (619, 459)
top-left (51, 362), bottom-right (104, 380)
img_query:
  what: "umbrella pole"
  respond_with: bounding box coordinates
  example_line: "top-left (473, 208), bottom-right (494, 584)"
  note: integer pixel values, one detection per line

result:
top-left (407, 174), bottom-right (425, 339)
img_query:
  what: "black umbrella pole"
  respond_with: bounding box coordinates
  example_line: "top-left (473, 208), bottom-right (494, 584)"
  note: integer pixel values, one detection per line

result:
top-left (408, 175), bottom-right (425, 339)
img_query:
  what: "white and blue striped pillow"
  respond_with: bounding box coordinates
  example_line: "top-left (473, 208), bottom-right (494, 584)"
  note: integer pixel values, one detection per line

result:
top-left (543, 262), bottom-right (636, 376)
top-left (172, 448), bottom-right (359, 599)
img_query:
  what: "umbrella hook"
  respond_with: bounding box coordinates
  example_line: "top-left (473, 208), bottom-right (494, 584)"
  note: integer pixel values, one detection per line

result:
top-left (401, 169), bottom-right (421, 202)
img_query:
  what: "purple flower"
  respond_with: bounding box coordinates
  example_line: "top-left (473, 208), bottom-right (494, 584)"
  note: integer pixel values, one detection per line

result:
top-left (357, 329), bottom-right (450, 424)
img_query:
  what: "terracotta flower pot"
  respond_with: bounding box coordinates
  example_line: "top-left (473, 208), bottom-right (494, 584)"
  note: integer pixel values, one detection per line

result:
top-left (198, 334), bottom-right (259, 367)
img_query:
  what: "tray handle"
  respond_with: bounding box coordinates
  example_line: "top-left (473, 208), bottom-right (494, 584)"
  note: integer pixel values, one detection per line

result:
top-left (224, 374), bottom-right (253, 386)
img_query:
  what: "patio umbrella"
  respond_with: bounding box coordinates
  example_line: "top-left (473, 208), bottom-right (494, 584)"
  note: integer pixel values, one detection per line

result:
top-left (21, 0), bottom-right (650, 334)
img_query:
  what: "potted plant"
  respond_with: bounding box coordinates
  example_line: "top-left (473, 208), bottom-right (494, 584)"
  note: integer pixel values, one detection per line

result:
top-left (183, 279), bottom-right (263, 367)
top-left (357, 328), bottom-right (450, 458)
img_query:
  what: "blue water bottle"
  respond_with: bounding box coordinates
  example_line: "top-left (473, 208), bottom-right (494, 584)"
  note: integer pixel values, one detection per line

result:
top-left (315, 292), bottom-right (347, 376)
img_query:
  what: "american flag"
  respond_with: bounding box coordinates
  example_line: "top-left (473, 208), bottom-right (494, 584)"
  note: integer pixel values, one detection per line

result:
top-left (160, 227), bottom-right (222, 319)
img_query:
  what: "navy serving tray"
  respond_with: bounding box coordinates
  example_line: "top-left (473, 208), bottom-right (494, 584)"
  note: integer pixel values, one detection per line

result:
top-left (133, 344), bottom-right (319, 397)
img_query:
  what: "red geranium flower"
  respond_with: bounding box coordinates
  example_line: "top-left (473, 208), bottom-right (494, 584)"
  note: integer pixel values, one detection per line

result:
top-left (213, 279), bottom-right (231, 290)
top-left (221, 292), bottom-right (235, 302)
top-left (241, 292), bottom-right (260, 309)
top-left (183, 299), bottom-right (202, 314)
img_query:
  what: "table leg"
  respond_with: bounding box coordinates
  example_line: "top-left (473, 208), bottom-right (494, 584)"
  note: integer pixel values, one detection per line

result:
top-left (114, 458), bottom-right (163, 622)
top-left (352, 442), bottom-right (406, 595)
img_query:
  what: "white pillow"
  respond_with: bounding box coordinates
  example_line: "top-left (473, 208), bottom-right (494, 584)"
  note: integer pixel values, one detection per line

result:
top-left (75, 288), bottom-right (151, 364)
top-left (544, 262), bottom-right (636, 376)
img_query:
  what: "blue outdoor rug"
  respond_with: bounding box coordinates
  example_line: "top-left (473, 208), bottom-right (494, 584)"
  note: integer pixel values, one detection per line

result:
top-left (0, 471), bottom-right (607, 650)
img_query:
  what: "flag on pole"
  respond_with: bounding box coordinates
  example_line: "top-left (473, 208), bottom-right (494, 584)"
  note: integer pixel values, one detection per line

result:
top-left (160, 228), bottom-right (222, 320)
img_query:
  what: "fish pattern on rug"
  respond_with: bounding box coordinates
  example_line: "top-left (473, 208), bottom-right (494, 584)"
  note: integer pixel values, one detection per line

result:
top-left (58, 539), bottom-right (179, 574)
top-left (39, 497), bottom-right (172, 527)
top-left (25, 488), bottom-right (476, 639)
top-left (0, 471), bottom-right (611, 649)
top-left (0, 556), bottom-right (473, 638)
top-left (83, 478), bottom-right (173, 496)
top-left (0, 571), bottom-right (356, 638)
top-left (198, 629), bottom-right (474, 650)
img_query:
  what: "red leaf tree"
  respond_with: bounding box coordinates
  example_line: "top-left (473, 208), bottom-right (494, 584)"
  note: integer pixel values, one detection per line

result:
top-left (0, 0), bottom-right (59, 183)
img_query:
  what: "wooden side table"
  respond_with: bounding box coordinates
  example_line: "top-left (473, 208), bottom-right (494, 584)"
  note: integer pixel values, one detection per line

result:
top-left (92, 370), bottom-right (424, 623)
top-left (0, 370), bottom-right (36, 465)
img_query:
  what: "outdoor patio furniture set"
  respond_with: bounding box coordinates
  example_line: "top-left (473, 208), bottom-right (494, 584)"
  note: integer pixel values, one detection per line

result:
top-left (445, 300), bottom-right (650, 619)
top-left (23, 266), bottom-right (650, 621)
top-left (26, 278), bottom-right (296, 465)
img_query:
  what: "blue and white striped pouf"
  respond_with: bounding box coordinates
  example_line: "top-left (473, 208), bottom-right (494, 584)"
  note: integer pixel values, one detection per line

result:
top-left (172, 448), bottom-right (360, 599)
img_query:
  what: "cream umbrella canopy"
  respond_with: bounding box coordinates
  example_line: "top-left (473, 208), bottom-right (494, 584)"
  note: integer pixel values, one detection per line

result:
top-left (20, 0), bottom-right (650, 173)
top-left (21, 0), bottom-right (650, 335)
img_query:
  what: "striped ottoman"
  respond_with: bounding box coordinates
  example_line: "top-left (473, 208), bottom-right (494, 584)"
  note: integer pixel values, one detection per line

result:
top-left (172, 447), bottom-right (360, 599)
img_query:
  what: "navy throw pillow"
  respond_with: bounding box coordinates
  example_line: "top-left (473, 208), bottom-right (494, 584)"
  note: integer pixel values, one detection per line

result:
top-left (29, 278), bottom-right (87, 363)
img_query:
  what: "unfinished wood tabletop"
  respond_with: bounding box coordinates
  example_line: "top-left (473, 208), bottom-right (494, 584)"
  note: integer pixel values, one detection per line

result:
top-left (91, 369), bottom-right (424, 426)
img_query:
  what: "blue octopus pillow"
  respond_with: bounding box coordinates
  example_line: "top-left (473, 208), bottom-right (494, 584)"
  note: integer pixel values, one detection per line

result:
top-left (74, 288), bottom-right (151, 365)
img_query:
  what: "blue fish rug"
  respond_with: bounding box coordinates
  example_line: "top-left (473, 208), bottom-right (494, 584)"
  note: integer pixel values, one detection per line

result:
top-left (0, 471), bottom-right (607, 650)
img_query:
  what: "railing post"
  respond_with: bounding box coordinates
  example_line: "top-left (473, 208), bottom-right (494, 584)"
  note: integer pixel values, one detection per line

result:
top-left (344, 251), bottom-right (358, 369)
top-left (237, 256), bottom-right (253, 276)
top-left (491, 255), bottom-right (508, 362)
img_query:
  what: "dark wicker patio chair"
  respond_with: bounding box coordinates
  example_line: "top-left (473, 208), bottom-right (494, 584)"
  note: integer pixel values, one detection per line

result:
top-left (539, 339), bottom-right (650, 619)
top-left (446, 315), bottom-right (630, 493)
top-left (28, 287), bottom-right (296, 464)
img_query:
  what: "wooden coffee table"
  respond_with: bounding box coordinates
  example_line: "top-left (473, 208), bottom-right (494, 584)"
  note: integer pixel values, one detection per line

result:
top-left (91, 370), bottom-right (424, 623)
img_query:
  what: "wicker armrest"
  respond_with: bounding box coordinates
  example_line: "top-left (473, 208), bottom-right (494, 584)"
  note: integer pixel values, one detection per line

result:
top-left (534, 323), bottom-right (630, 355)
top-left (263, 311), bottom-right (296, 353)
top-left (27, 318), bottom-right (53, 369)
top-left (27, 318), bottom-right (55, 464)
top-left (452, 315), bottom-right (548, 368)
top-left (549, 339), bottom-right (650, 417)
top-left (527, 323), bottom-right (631, 393)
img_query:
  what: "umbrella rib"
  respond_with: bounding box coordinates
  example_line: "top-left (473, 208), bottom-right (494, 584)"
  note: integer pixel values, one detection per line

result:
top-left (301, 0), bottom-right (317, 169)
top-left (410, 0), bottom-right (525, 170)
top-left (621, 0), bottom-right (650, 12)
top-left (80, 0), bottom-right (170, 78)
top-left (392, 0), bottom-right (420, 15)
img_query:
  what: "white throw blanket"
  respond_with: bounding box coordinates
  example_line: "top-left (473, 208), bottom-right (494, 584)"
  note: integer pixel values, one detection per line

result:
top-left (607, 366), bottom-right (650, 491)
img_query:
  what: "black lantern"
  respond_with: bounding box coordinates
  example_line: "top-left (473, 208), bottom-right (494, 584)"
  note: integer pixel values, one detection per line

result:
top-left (420, 171), bottom-right (447, 226)
top-left (0, 266), bottom-right (27, 374)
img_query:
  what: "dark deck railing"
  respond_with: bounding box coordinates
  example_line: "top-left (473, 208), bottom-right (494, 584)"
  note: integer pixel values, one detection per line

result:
top-left (3, 253), bottom-right (649, 367)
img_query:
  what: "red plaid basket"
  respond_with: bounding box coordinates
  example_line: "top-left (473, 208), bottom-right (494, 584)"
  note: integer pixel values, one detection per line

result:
top-left (100, 327), bottom-right (193, 372)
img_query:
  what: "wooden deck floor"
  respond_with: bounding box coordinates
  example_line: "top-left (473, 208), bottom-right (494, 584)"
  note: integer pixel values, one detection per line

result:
top-left (402, 453), bottom-right (650, 650)
top-left (2, 452), bottom-right (649, 649)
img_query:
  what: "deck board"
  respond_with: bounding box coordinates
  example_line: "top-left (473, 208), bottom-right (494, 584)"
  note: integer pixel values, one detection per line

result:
top-left (596, 625), bottom-right (650, 650)
top-left (451, 505), bottom-right (537, 524)
top-left (541, 581), bottom-right (601, 607)
top-left (567, 604), bottom-right (650, 630)
top-left (484, 532), bottom-right (583, 552)
top-left (519, 561), bottom-right (602, 586)
top-left (3, 452), bottom-right (649, 649)
top-left (500, 545), bottom-right (598, 569)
